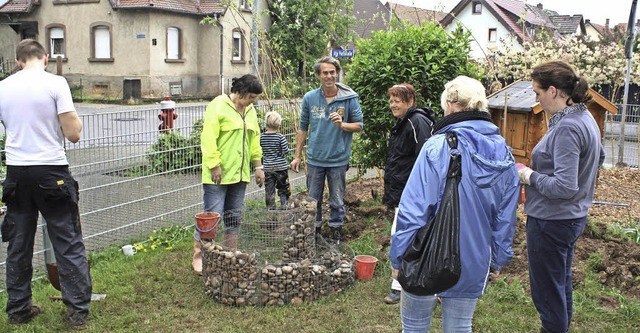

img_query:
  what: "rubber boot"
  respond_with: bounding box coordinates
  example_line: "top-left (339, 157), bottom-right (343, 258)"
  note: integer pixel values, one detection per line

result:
top-left (330, 226), bottom-right (342, 245)
top-left (192, 240), bottom-right (202, 276)
top-left (280, 195), bottom-right (288, 209)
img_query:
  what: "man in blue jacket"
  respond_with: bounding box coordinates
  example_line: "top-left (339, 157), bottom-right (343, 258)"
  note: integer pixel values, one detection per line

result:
top-left (290, 56), bottom-right (364, 244)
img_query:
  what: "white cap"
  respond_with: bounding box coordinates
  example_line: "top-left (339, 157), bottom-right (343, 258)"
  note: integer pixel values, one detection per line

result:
top-left (160, 99), bottom-right (176, 109)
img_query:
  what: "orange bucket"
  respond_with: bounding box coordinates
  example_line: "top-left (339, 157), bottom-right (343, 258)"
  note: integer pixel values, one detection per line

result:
top-left (354, 255), bottom-right (378, 281)
top-left (195, 212), bottom-right (221, 240)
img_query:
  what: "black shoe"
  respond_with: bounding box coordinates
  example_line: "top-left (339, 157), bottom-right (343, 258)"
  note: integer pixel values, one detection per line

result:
top-left (384, 290), bottom-right (401, 304)
top-left (8, 305), bottom-right (43, 325)
top-left (65, 310), bottom-right (88, 331)
top-left (330, 226), bottom-right (341, 245)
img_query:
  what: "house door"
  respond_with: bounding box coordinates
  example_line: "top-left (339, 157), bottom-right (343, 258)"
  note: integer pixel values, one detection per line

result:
top-left (504, 112), bottom-right (528, 158)
top-left (123, 79), bottom-right (141, 100)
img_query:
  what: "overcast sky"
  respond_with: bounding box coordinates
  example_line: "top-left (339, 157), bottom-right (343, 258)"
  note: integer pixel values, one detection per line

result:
top-left (384, 0), bottom-right (636, 26)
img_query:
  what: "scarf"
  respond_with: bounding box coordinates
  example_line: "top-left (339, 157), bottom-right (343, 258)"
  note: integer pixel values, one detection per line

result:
top-left (433, 110), bottom-right (493, 133)
top-left (548, 103), bottom-right (587, 128)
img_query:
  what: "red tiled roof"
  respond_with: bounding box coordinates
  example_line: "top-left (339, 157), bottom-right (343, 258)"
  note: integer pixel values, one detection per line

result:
top-left (0, 0), bottom-right (36, 13)
top-left (615, 21), bottom-right (640, 34)
top-left (589, 22), bottom-right (605, 34)
top-left (492, 0), bottom-right (548, 27)
top-left (109, 0), bottom-right (225, 15)
top-left (483, 0), bottom-right (529, 42)
top-left (441, 0), bottom-right (563, 44)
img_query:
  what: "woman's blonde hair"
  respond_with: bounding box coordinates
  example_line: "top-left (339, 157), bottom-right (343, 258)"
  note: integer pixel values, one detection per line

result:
top-left (440, 76), bottom-right (488, 112)
top-left (265, 111), bottom-right (282, 130)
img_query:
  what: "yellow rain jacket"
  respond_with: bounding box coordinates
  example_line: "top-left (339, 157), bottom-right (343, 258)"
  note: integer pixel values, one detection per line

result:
top-left (201, 94), bottom-right (262, 184)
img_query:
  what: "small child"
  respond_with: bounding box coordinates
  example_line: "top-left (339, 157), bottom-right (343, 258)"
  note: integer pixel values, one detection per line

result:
top-left (260, 111), bottom-right (291, 209)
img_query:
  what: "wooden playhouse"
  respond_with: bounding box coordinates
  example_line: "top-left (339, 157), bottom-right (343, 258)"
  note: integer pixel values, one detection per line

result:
top-left (486, 81), bottom-right (617, 165)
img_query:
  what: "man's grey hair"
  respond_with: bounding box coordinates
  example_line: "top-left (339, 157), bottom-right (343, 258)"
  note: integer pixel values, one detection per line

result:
top-left (313, 56), bottom-right (341, 75)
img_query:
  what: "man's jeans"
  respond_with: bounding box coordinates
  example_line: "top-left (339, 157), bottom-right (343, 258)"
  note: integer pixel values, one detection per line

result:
top-left (401, 292), bottom-right (478, 333)
top-left (194, 182), bottom-right (247, 240)
top-left (306, 164), bottom-right (347, 228)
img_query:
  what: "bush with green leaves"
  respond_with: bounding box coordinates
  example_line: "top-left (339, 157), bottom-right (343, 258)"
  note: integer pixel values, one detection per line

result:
top-left (345, 22), bottom-right (480, 170)
top-left (147, 119), bottom-right (203, 174)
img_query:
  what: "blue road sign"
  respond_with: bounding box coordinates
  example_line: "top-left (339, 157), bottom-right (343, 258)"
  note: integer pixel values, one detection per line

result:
top-left (331, 49), bottom-right (355, 59)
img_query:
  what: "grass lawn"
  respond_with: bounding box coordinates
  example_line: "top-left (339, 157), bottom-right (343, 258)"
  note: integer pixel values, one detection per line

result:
top-left (1, 228), bottom-right (639, 332)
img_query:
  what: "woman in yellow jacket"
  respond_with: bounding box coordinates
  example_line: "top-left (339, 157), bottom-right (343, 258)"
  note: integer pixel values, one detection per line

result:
top-left (192, 74), bottom-right (265, 275)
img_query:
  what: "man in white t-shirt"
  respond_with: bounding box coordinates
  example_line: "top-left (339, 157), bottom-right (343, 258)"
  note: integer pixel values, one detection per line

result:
top-left (0, 39), bottom-right (91, 330)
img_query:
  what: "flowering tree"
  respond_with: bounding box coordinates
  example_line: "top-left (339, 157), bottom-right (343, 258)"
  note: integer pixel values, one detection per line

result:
top-left (483, 38), bottom-right (640, 102)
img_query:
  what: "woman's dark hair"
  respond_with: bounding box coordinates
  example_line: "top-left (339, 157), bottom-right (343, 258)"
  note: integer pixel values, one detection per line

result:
top-left (387, 83), bottom-right (417, 107)
top-left (230, 74), bottom-right (263, 95)
top-left (531, 60), bottom-right (591, 105)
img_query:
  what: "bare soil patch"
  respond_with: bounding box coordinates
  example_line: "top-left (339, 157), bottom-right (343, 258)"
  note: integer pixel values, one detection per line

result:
top-left (334, 168), bottom-right (640, 302)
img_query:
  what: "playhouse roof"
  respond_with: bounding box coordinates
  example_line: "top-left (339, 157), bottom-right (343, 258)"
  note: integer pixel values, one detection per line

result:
top-left (487, 80), bottom-right (618, 114)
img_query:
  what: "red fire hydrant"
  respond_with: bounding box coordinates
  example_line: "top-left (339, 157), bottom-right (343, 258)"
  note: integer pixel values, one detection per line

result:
top-left (158, 97), bottom-right (178, 132)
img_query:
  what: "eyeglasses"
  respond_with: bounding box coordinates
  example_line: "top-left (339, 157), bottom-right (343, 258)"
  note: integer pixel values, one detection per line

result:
top-left (392, 85), bottom-right (408, 89)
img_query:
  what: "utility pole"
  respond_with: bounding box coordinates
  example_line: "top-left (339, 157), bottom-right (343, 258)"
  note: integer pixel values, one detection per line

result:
top-left (617, 0), bottom-right (638, 166)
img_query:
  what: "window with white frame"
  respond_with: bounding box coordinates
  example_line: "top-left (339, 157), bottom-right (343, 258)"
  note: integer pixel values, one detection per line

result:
top-left (92, 25), bottom-right (111, 59)
top-left (167, 27), bottom-right (182, 60)
top-left (49, 26), bottom-right (65, 58)
top-left (472, 1), bottom-right (482, 14)
top-left (232, 30), bottom-right (243, 61)
top-left (239, 0), bottom-right (252, 10)
top-left (488, 28), bottom-right (497, 42)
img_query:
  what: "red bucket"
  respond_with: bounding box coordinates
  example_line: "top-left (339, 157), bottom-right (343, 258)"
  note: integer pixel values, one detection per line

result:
top-left (195, 212), bottom-right (221, 240)
top-left (354, 255), bottom-right (378, 281)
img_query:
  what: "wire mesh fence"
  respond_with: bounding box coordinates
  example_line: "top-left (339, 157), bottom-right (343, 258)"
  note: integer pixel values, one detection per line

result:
top-left (604, 105), bottom-right (640, 167)
top-left (0, 101), bottom-right (310, 292)
top-left (201, 205), bottom-right (355, 307)
top-left (0, 100), bottom-right (635, 293)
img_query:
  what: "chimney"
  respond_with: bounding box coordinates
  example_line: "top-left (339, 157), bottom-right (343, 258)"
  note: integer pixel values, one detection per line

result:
top-left (605, 18), bottom-right (610, 30)
top-left (585, 19), bottom-right (590, 24)
top-left (537, 3), bottom-right (543, 9)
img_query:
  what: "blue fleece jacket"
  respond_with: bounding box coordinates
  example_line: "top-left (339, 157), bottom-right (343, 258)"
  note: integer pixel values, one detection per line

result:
top-left (390, 116), bottom-right (519, 298)
top-left (299, 83), bottom-right (363, 167)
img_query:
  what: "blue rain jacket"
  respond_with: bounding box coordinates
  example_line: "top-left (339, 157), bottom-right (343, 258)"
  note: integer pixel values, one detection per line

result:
top-left (389, 118), bottom-right (519, 298)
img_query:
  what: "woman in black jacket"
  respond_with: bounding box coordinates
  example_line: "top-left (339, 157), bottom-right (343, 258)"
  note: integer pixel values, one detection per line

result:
top-left (383, 83), bottom-right (435, 304)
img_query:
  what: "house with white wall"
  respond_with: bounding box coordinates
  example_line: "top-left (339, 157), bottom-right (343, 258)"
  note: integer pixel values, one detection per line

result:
top-left (440, 0), bottom-right (575, 60)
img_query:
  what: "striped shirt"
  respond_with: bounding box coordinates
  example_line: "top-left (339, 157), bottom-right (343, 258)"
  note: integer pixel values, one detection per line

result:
top-left (260, 132), bottom-right (290, 172)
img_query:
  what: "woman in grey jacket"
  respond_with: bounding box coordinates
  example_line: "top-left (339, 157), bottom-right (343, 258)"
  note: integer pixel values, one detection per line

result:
top-left (517, 60), bottom-right (605, 333)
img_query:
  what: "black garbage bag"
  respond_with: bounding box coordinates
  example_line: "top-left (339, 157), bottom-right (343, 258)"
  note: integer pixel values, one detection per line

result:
top-left (398, 132), bottom-right (462, 296)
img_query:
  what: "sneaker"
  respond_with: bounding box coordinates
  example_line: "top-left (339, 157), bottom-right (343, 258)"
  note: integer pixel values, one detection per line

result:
top-left (8, 305), bottom-right (43, 324)
top-left (384, 290), bottom-right (401, 304)
top-left (65, 310), bottom-right (88, 331)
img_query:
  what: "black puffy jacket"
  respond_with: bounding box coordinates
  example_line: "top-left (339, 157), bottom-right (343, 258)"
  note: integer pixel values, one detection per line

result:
top-left (383, 107), bottom-right (434, 208)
